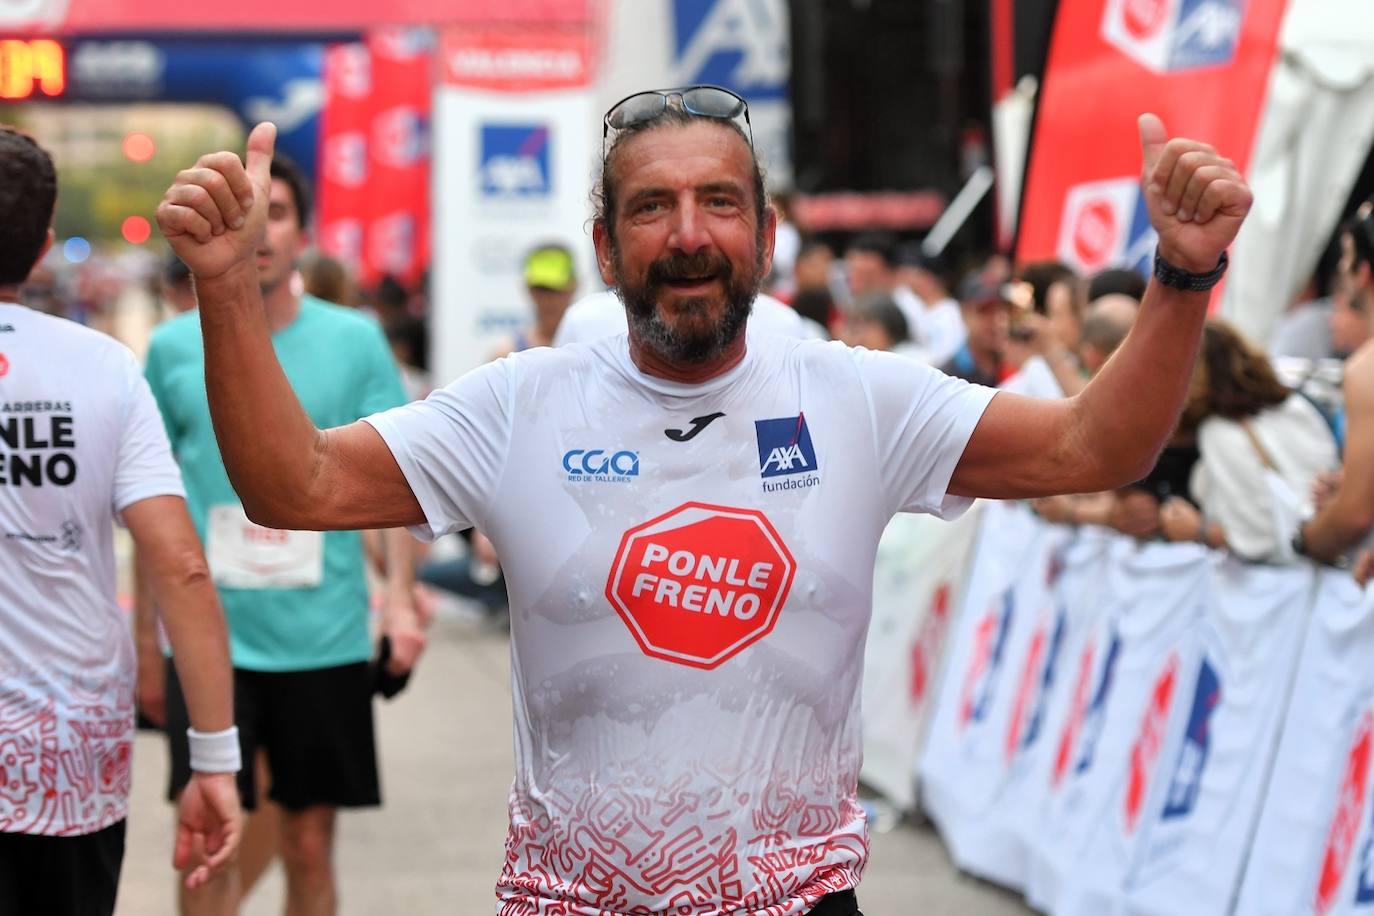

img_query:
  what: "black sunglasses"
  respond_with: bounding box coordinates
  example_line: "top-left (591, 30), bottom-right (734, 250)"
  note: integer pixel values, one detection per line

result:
top-left (602, 85), bottom-right (752, 154)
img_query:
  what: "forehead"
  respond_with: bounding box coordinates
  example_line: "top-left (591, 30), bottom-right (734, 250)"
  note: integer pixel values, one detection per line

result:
top-left (269, 177), bottom-right (297, 211)
top-left (610, 120), bottom-right (756, 200)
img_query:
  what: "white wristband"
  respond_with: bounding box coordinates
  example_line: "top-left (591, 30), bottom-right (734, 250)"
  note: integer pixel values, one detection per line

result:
top-left (187, 726), bottom-right (242, 774)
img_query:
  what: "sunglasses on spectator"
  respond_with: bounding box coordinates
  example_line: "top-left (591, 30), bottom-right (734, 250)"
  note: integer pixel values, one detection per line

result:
top-left (602, 86), bottom-right (752, 155)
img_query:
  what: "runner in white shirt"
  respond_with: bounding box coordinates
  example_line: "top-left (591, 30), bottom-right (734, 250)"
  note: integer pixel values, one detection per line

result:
top-left (157, 89), bottom-right (1252, 914)
top-left (0, 125), bottom-right (240, 916)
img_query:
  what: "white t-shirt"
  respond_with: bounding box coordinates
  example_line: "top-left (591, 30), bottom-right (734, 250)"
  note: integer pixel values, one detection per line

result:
top-left (905, 296), bottom-right (967, 368)
top-left (366, 333), bottom-right (995, 914)
top-left (0, 303), bottom-right (185, 836)
top-left (1191, 394), bottom-right (1337, 563)
top-left (554, 290), bottom-right (821, 346)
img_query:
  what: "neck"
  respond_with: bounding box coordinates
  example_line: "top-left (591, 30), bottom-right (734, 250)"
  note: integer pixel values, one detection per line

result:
top-left (261, 281), bottom-right (302, 332)
top-left (972, 344), bottom-right (1001, 377)
top-left (629, 331), bottom-right (748, 384)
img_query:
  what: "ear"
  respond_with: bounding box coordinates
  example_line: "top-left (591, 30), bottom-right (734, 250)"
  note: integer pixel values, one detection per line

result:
top-left (592, 221), bottom-right (616, 287)
top-left (759, 204), bottom-right (778, 280)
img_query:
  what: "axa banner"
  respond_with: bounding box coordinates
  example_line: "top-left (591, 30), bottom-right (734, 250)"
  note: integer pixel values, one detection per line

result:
top-left (1016, 0), bottom-right (1290, 275)
top-left (0, 0), bottom-right (590, 33)
top-left (431, 22), bottom-right (599, 383)
top-left (1234, 571), bottom-right (1374, 916)
top-left (600, 0), bottom-right (793, 186)
top-left (860, 504), bottom-right (983, 813)
top-left (1124, 560), bottom-right (1314, 916)
top-left (919, 500), bottom-right (1072, 887)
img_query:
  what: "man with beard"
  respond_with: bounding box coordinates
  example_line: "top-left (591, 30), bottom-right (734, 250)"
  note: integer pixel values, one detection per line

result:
top-left (156, 87), bottom-right (1251, 915)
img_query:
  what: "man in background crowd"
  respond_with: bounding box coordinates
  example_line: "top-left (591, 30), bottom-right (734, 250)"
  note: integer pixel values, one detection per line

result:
top-left (490, 243), bottom-right (579, 358)
top-left (1299, 198), bottom-right (1374, 575)
top-left (941, 276), bottom-right (1011, 386)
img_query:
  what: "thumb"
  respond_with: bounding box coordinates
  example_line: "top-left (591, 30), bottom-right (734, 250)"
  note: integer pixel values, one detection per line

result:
top-left (1138, 112), bottom-right (1167, 179)
top-left (245, 121), bottom-right (278, 189)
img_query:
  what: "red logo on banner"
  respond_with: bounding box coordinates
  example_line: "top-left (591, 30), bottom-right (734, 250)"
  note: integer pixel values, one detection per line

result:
top-left (606, 503), bottom-right (795, 670)
top-left (1005, 622), bottom-right (1048, 764)
top-left (1073, 199), bottom-right (1119, 268)
top-left (372, 106), bottom-right (426, 169)
top-left (368, 213), bottom-right (415, 275)
top-left (0, 354), bottom-right (9, 377)
top-left (324, 132), bottom-right (367, 188)
top-left (327, 44), bottom-right (371, 99)
top-left (441, 27), bottom-right (592, 92)
top-left (1315, 712), bottom-right (1374, 915)
top-left (910, 583), bottom-right (951, 706)
top-left (1124, 652), bottom-right (1179, 834)
top-left (1052, 641), bottom-right (1096, 789)
top-left (1124, 0), bottom-right (1169, 39)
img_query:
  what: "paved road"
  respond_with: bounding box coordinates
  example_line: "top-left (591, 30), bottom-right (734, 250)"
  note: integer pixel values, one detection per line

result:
top-left (116, 610), bottom-right (1035, 915)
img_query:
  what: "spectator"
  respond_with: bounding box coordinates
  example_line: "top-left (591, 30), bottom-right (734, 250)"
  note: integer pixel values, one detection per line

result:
top-left (894, 244), bottom-right (966, 366)
top-left (1268, 274), bottom-right (1334, 360)
top-left (302, 251), bottom-right (358, 308)
top-left (843, 231), bottom-right (924, 334)
top-left (1298, 199), bottom-right (1374, 574)
top-left (161, 255), bottom-right (197, 315)
top-left (1087, 266), bottom-right (1148, 303)
top-left (840, 293), bottom-right (910, 353)
top-left (1160, 320), bottom-right (1338, 562)
top-left (490, 243), bottom-right (578, 359)
top-left (941, 276), bottom-right (1010, 386)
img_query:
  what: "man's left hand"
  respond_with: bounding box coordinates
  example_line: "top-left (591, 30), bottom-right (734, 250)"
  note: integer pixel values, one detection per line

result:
top-left (174, 771), bottom-right (242, 889)
top-left (382, 591), bottom-right (428, 676)
top-left (1138, 113), bottom-right (1253, 274)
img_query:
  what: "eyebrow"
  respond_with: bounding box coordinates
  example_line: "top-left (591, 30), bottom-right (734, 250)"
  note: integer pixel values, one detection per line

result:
top-left (623, 181), bottom-right (749, 212)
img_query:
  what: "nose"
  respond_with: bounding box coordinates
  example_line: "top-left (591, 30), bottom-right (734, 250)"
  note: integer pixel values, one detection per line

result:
top-left (666, 198), bottom-right (712, 256)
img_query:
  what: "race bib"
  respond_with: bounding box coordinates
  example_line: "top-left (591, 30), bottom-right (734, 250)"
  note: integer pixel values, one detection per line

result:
top-left (206, 503), bottom-right (324, 589)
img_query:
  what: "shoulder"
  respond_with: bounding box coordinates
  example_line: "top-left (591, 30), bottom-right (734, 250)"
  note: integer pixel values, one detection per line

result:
top-left (32, 310), bottom-right (139, 371)
top-left (1346, 343), bottom-right (1374, 408)
top-left (301, 296), bottom-right (384, 337)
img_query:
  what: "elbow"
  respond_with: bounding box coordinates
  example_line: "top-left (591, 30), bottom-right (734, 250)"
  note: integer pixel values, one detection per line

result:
top-left (241, 494), bottom-right (314, 531)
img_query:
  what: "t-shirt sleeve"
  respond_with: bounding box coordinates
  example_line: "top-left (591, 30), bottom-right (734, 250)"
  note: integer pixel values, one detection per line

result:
top-left (361, 358), bottom-right (513, 541)
top-left (115, 349), bottom-right (186, 515)
top-left (353, 321), bottom-right (410, 417)
top-left (854, 348), bottom-right (997, 519)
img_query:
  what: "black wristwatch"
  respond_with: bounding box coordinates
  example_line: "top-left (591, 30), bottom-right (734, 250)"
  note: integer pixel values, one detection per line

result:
top-left (1153, 248), bottom-right (1228, 292)
top-left (1291, 523), bottom-right (1309, 558)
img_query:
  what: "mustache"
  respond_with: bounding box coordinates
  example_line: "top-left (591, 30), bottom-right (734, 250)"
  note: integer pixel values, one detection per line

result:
top-left (646, 252), bottom-right (732, 286)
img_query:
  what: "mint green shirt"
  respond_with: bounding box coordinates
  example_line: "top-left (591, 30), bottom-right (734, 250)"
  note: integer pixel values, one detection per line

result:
top-left (145, 297), bottom-right (408, 671)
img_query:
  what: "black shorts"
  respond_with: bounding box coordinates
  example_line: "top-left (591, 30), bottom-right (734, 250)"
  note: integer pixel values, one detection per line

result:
top-left (165, 659), bottom-right (381, 812)
top-left (809, 890), bottom-right (863, 915)
top-left (0, 820), bottom-right (126, 916)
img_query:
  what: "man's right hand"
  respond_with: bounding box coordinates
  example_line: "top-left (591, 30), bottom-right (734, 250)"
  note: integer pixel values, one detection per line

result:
top-left (174, 771), bottom-right (242, 890)
top-left (156, 122), bottom-right (277, 282)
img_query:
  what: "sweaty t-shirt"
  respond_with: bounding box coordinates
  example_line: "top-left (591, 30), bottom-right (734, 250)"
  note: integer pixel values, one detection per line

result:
top-left (0, 303), bottom-right (185, 836)
top-left (366, 333), bottom-right (995, 914)
top-left (145, 297), bottom-right (407, 672)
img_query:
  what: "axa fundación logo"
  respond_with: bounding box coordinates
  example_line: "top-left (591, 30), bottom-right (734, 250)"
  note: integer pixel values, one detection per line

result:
top-left (1101, 0), bottom-right (1246, 74)
top-left (562, 448), bottom-right (639, 484)
top-left (754, 413), bottom-right (819, 493)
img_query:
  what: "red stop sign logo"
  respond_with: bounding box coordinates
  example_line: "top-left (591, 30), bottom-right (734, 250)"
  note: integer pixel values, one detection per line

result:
top-left (1124, 0), bottom-right (1169, 40)
top-left (1073, 199), bottom-right (1119, 269)
top-left (606, 502), bottom-right (796, 670)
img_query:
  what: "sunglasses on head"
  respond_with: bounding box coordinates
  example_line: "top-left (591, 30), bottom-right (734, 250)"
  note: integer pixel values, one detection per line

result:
top-left (602, 85), bottom-right (752, 155)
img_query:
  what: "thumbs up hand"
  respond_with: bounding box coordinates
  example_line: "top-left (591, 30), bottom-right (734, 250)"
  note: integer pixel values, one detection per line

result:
top-left (156, 122), bottom-right (278, 282)
top-left (1138, 113), bottom-right (1252, 274)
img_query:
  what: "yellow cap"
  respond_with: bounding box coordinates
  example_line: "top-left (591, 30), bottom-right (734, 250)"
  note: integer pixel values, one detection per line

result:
top-left (523, 247), bottom-right (576, 291)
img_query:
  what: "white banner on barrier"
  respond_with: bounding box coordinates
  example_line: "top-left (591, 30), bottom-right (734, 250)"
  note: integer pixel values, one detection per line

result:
top-left (1234, 569), bottom-right (1374, 916)
top-left (861, 504), bottom-right (983, 812)
top-left (1124, 559), bottom-right (1316, 916)
top-left (1033, 539), bottom-right (1209, 916)
top-left (919, 500), bottom-right (1073, 889)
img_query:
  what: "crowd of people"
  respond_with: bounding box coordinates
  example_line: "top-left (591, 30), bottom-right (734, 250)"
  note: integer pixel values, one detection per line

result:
top-left (0, 78), bottom-right (1369, 916)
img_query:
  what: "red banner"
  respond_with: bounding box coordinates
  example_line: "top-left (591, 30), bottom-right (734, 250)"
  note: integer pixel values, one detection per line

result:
top-left (1016, 0), bottom-right (1289, 276)
top-left (317, 29), bottom-right (431, 290)
top-left (1, 0), bottom-right (592, 33)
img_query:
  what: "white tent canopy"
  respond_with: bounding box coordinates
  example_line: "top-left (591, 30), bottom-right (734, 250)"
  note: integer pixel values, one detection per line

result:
top-left (1221, 0), bottom-right (1374, 344)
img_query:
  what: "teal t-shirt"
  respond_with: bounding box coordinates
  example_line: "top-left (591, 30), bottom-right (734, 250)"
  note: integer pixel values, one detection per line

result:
top-left (145, 296), bottom-right (408, 671)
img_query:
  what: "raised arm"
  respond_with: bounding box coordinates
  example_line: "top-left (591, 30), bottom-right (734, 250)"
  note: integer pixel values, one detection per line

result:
top-left (155, 123), bottom-right (422, 531)
top-left (950, 114), bottom-right (1251, 499)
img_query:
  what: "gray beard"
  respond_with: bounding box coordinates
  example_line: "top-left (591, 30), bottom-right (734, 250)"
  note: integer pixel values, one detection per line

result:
top-left (612, 252), bottom-right (761, 366)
